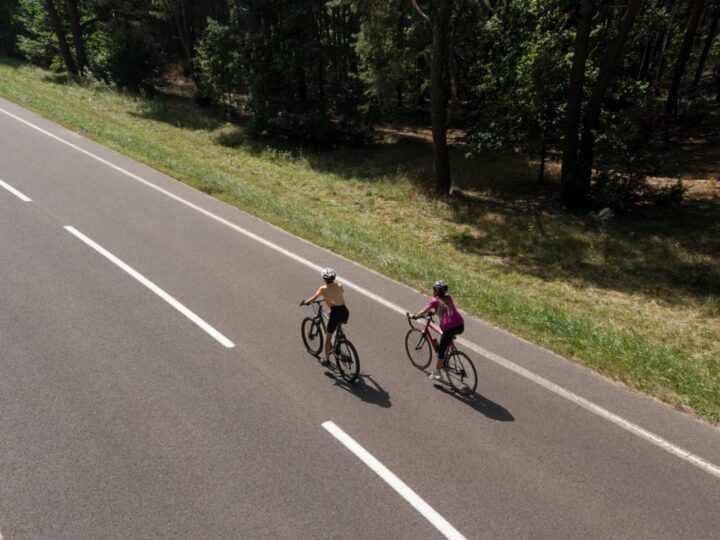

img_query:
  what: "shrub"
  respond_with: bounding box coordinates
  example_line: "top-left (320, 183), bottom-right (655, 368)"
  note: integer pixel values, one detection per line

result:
top-left (105, 24), bottom-right (163, 94)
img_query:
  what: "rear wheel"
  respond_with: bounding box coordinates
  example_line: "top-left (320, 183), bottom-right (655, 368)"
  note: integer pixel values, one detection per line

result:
top-left (445, 350), bottom-right (477, 396)
top-left (405, 329), bottom-right (432, 369)
top-left (301, 317), bottom-right (323, 356)
top-left (334, 338), bottom-right (360, 383)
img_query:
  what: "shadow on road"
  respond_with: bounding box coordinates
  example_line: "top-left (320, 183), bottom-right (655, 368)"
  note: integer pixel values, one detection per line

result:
top-left (433, 383), bottom-right (514, 421)
top-left (324, 371), bottom-right (392, 408)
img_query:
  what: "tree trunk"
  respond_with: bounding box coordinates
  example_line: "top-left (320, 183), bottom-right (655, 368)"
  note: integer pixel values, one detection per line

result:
top-left (397, 14), bottom-right (405, 109)
top-left (538, 132), bottom-right (546, 185)
top-left (560, 0), bottom-right (595, 210)
top-left (665, 0), bottom-right (705, 120)
top-left (318, 59), bottom-right (325, 110)
top-left (45, 0), bottom-right (78, 76)
top-left (577, 0), bottom-right (642, 192)
top-left (693, 6), bottom-right (720, 87)
top-left (637, 33), bottom-right (655, 81)
top-left (297, 68), bottom-right (307, 103)
top-left (65, 0), bottom-right (87, 73)
top-left (430, 1), bottom-right (452, 195)
top-left (654, 0), bottom-right (680, 93)
top-left (165, 0), bottom-right (195, 75)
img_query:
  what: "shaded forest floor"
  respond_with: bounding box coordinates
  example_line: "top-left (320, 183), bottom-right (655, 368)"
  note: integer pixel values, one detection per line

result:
top-left (1, 59), bottom-right (717, 424)
top-left (377, 118), bottom-right (719, 311)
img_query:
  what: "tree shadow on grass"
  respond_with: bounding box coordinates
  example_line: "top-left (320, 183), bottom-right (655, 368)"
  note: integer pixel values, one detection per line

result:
top-left (293, 130), bottom-right (719, 310)
top-left (41, 73), bottom-right (75, 85)
top-left (304, 136), bottom-right (443, 186)
top-left (444, 188), bottom-right (720, 310)
top-left (130, 89), bottom-right (230, 131)
top-left (303, 128), bottom-right (719, 310)
top-left (0, 57), bottom-right (23, 69)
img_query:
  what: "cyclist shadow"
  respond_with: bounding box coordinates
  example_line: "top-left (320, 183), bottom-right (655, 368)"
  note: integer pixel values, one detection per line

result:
top-left (432, 382), bottom-right (514, 421)
top-left (323, 371), bottom-right (392, 408)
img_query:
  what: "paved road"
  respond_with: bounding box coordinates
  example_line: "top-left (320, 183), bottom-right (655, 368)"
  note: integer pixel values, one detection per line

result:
top-left (1, 97), bottom-right (719, 539)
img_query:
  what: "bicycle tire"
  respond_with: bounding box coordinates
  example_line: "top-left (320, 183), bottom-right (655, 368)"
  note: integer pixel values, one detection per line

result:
top-left (445, 350), bottom-right (477, 396)
top-left (334, 338), bottom-right (360, 383)
top-left (301, 317), bottom-right (323, 356)
top-left (404, 328), bottom-right (432, 369)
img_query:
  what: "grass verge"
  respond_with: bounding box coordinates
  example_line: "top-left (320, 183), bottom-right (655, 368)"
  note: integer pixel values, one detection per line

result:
top-left (1, 60), bottom-right (718, 423)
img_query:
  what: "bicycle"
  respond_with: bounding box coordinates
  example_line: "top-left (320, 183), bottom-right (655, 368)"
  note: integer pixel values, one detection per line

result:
top-left (300, 300), bottom-right (360, 383)
top-left (404, 312), bottom-right (478, 396)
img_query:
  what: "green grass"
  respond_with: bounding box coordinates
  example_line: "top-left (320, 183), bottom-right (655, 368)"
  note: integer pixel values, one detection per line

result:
top-left (2, 59), bottom-right (718, 423)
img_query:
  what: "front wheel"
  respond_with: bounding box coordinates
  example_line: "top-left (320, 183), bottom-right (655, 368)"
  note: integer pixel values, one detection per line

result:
top-left (301, 317), bottom-right (323, 356)
top-left (405, 329), bottom-right (432, 369)
top-left (445, 350), bottom-right (477, 396)
top-left (334, 339), bottom-right (360, 383)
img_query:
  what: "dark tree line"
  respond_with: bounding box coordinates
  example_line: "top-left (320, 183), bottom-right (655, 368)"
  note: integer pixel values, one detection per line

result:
top-left (3, 0), bottom-right (719, 210)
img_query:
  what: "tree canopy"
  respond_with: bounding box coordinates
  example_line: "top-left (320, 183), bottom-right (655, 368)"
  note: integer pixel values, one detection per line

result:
top-left (5, 0), bottom-right (720, 209)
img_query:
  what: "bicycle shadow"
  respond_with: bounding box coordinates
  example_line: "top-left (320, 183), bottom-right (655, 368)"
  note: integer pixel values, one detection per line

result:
top-left (432, 382), bottom-right (514, 421)
top-left (323, 371), bottom-right (392, 408)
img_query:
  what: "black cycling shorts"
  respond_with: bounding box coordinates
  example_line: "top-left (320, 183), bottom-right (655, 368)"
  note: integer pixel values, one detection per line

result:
top-left (327, 305), bottom-right (349, 333)
top-left (438, 324), bottom-right (464, 359)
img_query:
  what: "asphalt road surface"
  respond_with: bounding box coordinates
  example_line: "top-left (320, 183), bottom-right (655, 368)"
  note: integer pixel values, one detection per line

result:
top-left (1, 97), bottom-right (719, 539)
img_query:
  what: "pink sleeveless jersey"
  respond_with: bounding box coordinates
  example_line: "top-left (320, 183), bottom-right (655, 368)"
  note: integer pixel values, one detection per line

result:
top-left (427, 295), bottom-right (464, 330)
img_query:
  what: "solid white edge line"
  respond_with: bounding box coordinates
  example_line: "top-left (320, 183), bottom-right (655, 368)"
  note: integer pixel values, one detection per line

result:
top-left (454, 337), bottom-right (720, 480)
top-left (322, 421), bottom-right (467, 540)
top-left (3, 104), bottom-right (719, 480)
top-left (0, 178), bottom-right (32, 201)
top-left (64, 226), bottom-right (235, 349)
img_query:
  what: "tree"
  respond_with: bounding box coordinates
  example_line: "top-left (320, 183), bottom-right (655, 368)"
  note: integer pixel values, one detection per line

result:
top-left (693, 4), bottom-right (720, 87)
top-left (576, 0), bottom-right (643, 194)
top-left (466, 0), bottom-right (570, 184)
top-left (411, 0), bottom-right (452, 195)
top-left (0, 0), bottom-right (20, 57)
top-left (65, 0), bottom-right (88, 72)
top-left (44, 0), bottom-right (78, 74)
top-left (193, 17), bottom-right (243, 111)
top-left (665, 0), bottom-right (705, 119)
top-left (560, 0), bottom-right (594, 209)
top-left (355, 0), bottom-right (427, 112)
top-left (152, 0), bottom-right (200, 75)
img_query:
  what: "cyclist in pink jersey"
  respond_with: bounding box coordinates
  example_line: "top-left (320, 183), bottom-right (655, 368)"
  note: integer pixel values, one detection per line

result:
top-left (411, 280), bottom-right (464, 380)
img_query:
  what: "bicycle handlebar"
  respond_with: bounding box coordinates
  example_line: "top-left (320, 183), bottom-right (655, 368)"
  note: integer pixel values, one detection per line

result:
top-left (300, 299), bottom-right (324, 306)
top-left (406, 311), bottom-right (434, 327)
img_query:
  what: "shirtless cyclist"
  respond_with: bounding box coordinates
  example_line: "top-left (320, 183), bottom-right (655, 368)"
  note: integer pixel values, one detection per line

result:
top-left (300, 268), bottom-right (349, 365)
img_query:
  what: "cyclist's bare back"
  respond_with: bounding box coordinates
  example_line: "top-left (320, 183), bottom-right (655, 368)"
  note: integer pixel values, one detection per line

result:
top-left (309, 282), bottom-right (346, 307)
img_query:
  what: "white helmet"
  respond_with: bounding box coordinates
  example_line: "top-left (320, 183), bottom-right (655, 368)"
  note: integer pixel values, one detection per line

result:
top-left (322, 267), bottom-right (336, 282)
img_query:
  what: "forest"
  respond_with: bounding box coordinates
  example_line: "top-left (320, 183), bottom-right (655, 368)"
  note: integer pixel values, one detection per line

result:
top-left (2, 0), bottom-right (719, 208)
top-left (0, 0), bottom-right (719, 423)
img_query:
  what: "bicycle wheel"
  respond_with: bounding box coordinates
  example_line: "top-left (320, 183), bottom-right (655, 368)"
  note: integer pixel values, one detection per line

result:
top-left (404, 329), bottom-right (432, 369)
top-left (334, 338), bottom-right (360, 383)
top-left (445, 350), bottom-right (477, 396)
top-left (301, 317), bottom-right (323, 356)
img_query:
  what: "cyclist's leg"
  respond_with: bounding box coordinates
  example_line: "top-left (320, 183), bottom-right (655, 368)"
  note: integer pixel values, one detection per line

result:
top-left (323, 330), bottom-right (334, 363)
top-left (325, 306), bottom-right (348, 364)
top-left (325, 310), bottom-right (340, 363)
top-left (437, 324), bottom-right (464, 370)
top-left (436, 334), bottom-right (450, 371)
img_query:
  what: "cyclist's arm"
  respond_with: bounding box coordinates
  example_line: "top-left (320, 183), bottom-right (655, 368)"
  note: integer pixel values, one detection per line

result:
top-left (302, 286), bottom-right (325, 305)
top-left (414, 297), bottom-right (437, 318)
